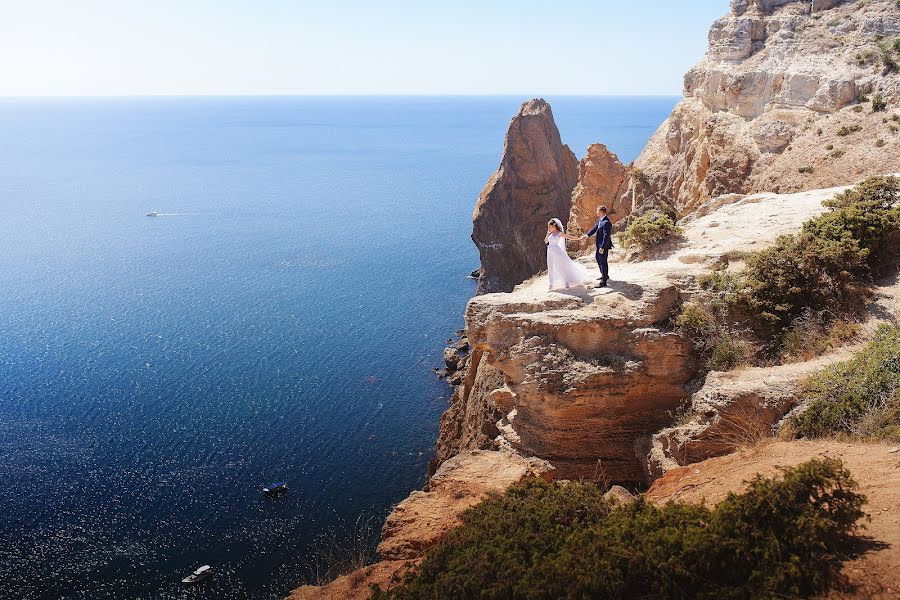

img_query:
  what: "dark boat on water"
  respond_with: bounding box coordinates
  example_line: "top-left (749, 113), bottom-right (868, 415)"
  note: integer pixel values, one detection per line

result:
top-left (263, 481), bottom-right (288, 497)
top-left (181, 565), bottom-right (213, 586)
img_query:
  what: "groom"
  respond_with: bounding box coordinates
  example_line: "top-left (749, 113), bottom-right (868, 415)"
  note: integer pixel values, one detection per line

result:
top-left (583, 205), bottom-right (613, 288)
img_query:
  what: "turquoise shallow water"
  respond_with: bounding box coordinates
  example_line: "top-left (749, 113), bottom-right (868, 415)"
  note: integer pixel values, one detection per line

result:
top-left (0, 96), bottom-right (677, 599)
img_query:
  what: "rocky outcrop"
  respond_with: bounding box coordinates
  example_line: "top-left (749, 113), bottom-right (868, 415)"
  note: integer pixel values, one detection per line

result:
top-left (438, 183), bottom-right (858, 484)
top-left (634, 0), bottom-right (900, 212)
top-left (378, 450), bottom-right (554, 560)
top-left (647, 356), bottom-right (843, 476)
top-left (648, 265), bottom-right (900, 476)
top-left (472, 99), bottom-right (578, 293)
top-left (567, 144), bottom-right (632, 251)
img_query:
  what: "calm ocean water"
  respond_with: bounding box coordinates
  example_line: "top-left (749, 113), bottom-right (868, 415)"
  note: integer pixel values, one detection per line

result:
top-left (0, 96), bottom-right (677, 599)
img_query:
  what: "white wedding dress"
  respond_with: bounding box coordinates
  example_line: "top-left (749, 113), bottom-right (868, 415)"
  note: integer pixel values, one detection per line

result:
top-left (547, 233), bottom-right (588, 290)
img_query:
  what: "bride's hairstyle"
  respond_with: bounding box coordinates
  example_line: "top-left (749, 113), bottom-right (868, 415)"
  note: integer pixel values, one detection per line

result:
top-left (548, 219), bottom-right (563, 232)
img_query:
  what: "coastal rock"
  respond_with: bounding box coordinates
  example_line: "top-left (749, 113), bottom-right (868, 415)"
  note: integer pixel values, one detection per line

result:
top-left (633, 0), bottom-right (900, 213)
top-left (437, 183), bottom-right (857, 484)
top-left (286, 561), bottom-right (410, 600)
top-left (567, 143), bottom-right (631, 252)
top-left (378, 450), bottom-right (554, 560)
top-left (472, 99), bottom-right (578, 293)
top-left (647, 358), bottom-right (834, 476)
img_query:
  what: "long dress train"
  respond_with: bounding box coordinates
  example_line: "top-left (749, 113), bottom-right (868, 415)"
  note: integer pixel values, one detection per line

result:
top-left (547, 233), bottom-right (588, 290)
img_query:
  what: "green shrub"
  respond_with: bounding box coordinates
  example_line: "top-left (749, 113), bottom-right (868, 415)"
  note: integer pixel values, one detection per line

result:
top-left (894, 38), bottom-right (900, 53)
top-left (798, 165), bottom-right (814, 174)
top-left (708, 333), bottom-right (746, 371)
top-left (723, 176), bottom-right (900, 339)
top-left (790, 324), bottom-right (900, 440)
top-left (674, 301), bottom-right (713, 335)
top-left (876, 138), bottom-right (886, 147)
top-left (621, 210), bottom-right (682, 249)
top-left (872, 93), bottom-right (887, 112)
top-left (837, 124), bottom-right (862, 136)
top-left (371, 460), bottom-right (866, 600)
top-left (831, 149), bottom-right (845, 158)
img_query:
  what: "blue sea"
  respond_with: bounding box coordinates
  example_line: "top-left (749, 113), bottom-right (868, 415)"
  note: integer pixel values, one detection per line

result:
top-left (0, 96), bottom-right (677, 599)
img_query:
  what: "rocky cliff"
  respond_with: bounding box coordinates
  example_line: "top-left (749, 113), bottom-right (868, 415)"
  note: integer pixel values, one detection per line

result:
top-left (634, 0), bottom-right (900, 212)
top-left (436, 183), bottom-right (886, 485)
top-left (472, 99), bottom-right (578, 293)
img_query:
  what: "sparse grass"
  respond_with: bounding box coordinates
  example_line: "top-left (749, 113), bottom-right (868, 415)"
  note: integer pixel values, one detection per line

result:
top-left (370, 461), bottom-right (867, 600)
top-left (876, 138), bottom-right (886, 147)
top-left (831, 149), bottom-right (846, 158)
top-left (780, 311), bottom-right (861, 362)
top-left (798, 165), bottom-right (814, 174)
top-left (825, 144), bottom-right (834, 150)
top-left (852, 105), bottom-right (864, 113)
top-left (302, 514), bottom-right (377, 586)
top-left (790, 324), bottom-right (900, 441)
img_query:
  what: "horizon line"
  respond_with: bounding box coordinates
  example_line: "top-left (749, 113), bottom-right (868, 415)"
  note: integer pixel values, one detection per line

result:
top-left (0, 92), bottom-right (684, 100)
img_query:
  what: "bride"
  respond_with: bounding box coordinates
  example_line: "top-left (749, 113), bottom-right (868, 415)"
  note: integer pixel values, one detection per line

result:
top-left (545, 218), bottom-right (588, 291)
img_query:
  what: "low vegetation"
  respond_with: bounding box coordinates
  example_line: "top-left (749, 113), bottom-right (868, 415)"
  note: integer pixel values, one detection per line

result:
top-left (789, 324), bottom-right (900, 441)
top-left (837, 124), bottom-right (862, 136)
top-left (371, 460), bottom-right (866, 600)
top-left (621, 209), bottom-right (682, 249)
top-left (676, 176), bottom-right (900, 367)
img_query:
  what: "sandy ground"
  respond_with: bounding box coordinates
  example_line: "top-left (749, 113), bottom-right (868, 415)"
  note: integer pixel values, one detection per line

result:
top-left (647, 439), bottom-right (900, 600)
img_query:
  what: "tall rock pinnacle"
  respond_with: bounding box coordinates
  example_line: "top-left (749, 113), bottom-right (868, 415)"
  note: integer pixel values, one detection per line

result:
top-left (472, 99), bottom-right (578, 294)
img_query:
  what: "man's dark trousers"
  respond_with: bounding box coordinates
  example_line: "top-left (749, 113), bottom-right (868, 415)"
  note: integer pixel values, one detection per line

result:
top-left (587, 214), bottom-right (613, 283)
top-left (596, 248), bottom-right (609, 282)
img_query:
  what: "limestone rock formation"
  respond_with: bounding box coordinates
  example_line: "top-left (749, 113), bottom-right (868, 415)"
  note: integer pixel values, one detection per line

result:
top-left (436, 183), bottom-right (860, 484)
top-left (567, 143), bottom-right (632, 252)
top-left (472, 99), bottom-right (578, 293)
top-left (378, 449), bottom-right (554, 560)
top-left (634, 0), bottom-right (900, 212)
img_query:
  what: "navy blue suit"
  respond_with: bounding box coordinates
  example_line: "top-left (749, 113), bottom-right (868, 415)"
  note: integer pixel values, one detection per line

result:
top-left (586, 215), bottom-right (613, 281)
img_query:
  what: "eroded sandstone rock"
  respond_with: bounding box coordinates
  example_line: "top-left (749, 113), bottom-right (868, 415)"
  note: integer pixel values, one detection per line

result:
top-left (472, 99), bottom-right (578, 293)
top-left (567, 143), bottom-right (631, 251)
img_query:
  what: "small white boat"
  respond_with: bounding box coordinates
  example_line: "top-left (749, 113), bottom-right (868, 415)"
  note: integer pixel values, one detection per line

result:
top-left (181, 565), bottom-right (213, 585)
top-left (146, 211), bottom-right (159, 217)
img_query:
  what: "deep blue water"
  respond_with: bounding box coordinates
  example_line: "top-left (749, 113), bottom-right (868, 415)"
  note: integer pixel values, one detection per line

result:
top-left (0, 96), bottom-right (677, 599)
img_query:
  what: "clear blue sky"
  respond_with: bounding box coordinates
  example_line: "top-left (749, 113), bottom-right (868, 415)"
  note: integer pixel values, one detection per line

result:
top-left (0, 0), bottom-right (729, 96)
